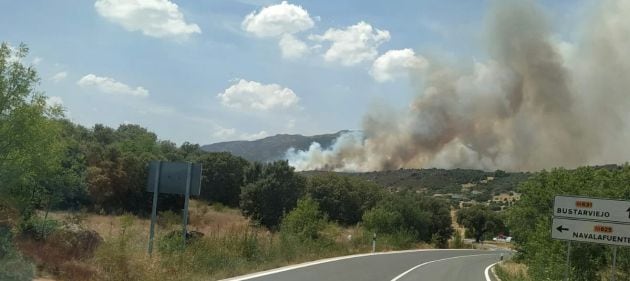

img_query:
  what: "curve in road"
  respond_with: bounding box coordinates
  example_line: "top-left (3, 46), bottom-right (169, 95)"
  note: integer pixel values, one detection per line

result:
top-left (222, 249), bottom-right (509, 281)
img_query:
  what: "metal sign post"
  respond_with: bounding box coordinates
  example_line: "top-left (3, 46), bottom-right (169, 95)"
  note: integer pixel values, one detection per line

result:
top-left (611, 246), bottom-right (617, 281)
top-left (148, 162), bottom-right (162, 255)
top-left (564, 241), bottom-right (571, 281)
top-left (182, 162), bottom-right (192, 248)
top-left (146, 161), bottom-right (202, 256)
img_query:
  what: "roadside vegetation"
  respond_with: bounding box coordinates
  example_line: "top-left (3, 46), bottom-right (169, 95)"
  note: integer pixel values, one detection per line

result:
top-left (0, 43), bottom-right (455, 280)
top-left (495, 261), bottom-right (531, 281)
top-left (8, 40), bottom-right (628, 281)
top-left (505, 166), bottom-right (630, 281)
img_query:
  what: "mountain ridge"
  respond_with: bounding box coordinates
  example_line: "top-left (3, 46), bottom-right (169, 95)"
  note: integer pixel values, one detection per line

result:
top-left (201, 130), bottom-right (350, 162)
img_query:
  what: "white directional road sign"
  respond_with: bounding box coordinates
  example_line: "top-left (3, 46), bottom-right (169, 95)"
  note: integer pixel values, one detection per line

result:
top-left (554, 195), bottom-right (630, 224)
top-left (552, 217), bottom-right (630, 247)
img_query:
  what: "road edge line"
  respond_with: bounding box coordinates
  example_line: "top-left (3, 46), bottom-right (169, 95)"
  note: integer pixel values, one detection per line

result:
top-left (221, 249), bottom-right (481, 281)
top-left (390, 253), bottom-right (495, 281)
top-left (484, 261), bottom-right (501, 281)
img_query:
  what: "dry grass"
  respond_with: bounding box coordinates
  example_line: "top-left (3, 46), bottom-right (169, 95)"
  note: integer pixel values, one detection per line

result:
top-left (30, 202), bottom-right (435, 281)
top-left (44, 200), bottom-right (249, 241)
top-left (495, 261), bottom-right (531, 281)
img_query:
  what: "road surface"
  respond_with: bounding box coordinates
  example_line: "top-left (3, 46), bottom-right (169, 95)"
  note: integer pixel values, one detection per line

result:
top-left (223, 249), bottom-right (509, 281)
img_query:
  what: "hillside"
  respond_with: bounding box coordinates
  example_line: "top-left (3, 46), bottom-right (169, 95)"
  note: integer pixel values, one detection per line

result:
top-left (202, 130), bottom-right (349, 162)
top-left (302, 168), bottom-right (531, 196)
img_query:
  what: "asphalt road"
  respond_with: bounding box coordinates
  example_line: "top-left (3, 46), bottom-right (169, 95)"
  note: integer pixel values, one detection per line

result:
top-left (224, 249), bottom-right (509, 281)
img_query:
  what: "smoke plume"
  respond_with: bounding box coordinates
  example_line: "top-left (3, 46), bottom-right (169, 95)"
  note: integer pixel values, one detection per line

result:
top-left (288, 0), bottom-right (630, 171)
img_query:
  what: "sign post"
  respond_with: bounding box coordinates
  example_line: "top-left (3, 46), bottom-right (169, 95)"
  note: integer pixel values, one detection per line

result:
top-left (552, 195), bottom-right (630, 281)
top-left (182, 162), bottom-right (192, 246)
top-left (611, 246), bottom-right (617, 281)
top-left (146, 161), bottom-right (202, 255)
top-left (564, 241), bottom-right (571, 281)
top-left (148, 162), bottom-right (162, 255)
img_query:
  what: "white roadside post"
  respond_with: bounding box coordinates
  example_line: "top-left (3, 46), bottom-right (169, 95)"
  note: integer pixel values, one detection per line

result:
top-left (372, 233), bottom-right (376, 253)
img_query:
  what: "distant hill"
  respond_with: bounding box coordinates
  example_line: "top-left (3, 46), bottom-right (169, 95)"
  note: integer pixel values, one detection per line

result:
top-left (201, 130), bottom-right (349, 163)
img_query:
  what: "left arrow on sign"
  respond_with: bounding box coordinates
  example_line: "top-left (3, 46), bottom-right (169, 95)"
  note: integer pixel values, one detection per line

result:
top-left (556, 225), bottom-right (569, 233)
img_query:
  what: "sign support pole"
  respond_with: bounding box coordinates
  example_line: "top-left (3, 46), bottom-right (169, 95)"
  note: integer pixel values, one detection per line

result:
top-left (564, 241), bottom-right (571, 281)
top-left (148, 161), bottom-right (162, 256)
top-left (611, 246), bottom-right (617, 281)
top-left (182, 162), bottom-right (192, 248)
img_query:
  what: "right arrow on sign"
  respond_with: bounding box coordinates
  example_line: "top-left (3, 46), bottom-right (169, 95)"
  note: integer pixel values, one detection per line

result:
top-left (626, 207), bottom-right (630, 219)
top-left (556, 225), bottom-right (569, 233)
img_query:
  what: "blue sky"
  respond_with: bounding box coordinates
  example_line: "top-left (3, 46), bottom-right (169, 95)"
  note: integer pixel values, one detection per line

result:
top-left (0, 0), bottom-right (587, 144)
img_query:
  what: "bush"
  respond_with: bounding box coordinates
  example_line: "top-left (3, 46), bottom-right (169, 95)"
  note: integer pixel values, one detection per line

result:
top-left (16, 228), bottom-right (102, 279)
top-left (0, 226), bottom-right (35, 281)
top-left (93, 215), bottom-right (143, 281)
top-left (451, 230), bottom-right (465, 249)
top-left (158, 210), bottom-right (181, 228)
top-left (281, 198), bottom-right (326, 241)
top-left (19, 215), bottom-right (60, 240)
top-left (362, 206), bottom-right (403, 234)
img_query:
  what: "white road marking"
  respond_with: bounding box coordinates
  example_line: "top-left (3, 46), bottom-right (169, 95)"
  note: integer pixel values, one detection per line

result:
top-left (390, 254), bottom-right (495, 281)
top-left (221, 249), bottom-right (482, 281)
top-left (484, 261), bottom-right (501, 281)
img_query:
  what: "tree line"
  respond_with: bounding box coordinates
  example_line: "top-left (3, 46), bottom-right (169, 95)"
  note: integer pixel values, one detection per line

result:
top-left (0, 43), bottom-right (456, 264)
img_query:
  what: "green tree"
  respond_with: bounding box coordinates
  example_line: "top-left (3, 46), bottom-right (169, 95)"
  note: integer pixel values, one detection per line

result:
top-left (240, 161), bottom-right (306, 230)
top-left (197, 152), bottom-right (249, 207)
top-left (417, 195), bottom-right (454, 248)
top-left (0, 43), bottom-right (65, 218)
top-left (306, 173), bottom-right (383, 225)
top-left (362, 206), bottom-right (404, 234)
top-left (457, 205), bottom-right (503, 243)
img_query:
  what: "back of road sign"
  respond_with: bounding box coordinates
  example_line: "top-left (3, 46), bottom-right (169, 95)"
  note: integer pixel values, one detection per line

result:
top-left (554, 195), bottom-right (630, 224)
top-left (146, 161), bottom-right (202, 196)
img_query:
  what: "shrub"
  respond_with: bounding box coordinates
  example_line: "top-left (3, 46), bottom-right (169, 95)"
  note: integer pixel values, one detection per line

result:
top-left (19, 216), bottom-right (60, 240)
top-left (281, 198), bottom-right (326, 241)
top-left (451, 230), bottom-right (465, 249)
top-left (16, 228), bottom-right (102, 279)
top-left (0, 226), bottom-right (35, 281)
top-left (158, 210), bottom-right (181, 228)
top-left (362, 206), bottom-right (403, 234)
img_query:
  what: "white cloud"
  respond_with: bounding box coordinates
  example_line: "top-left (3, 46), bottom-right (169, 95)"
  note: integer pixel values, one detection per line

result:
top-left (279, 34), bottom-right (309, 59)
top-left (242, 1), bottom-right (314, 37)
top-left (77, 74), bottom-right (149, 97)
top-left (310, 21), bottom-right (390, 66)
top-left (212, 126), bottom-right (268, 141)
top-left (94, 0), bottom-right (201, 39)
top-left (370, 49), bottom-right (428, 82)
top-left (32, 57), bottom-right (42, 65)
top-left (243, 130), bottom-right (268, 140)
top-left (46, 96), bottom-right (64, 107)
top-left (213, 126), bottom-right (237, 139)
top-left (217, 79), bottom-right (299, 111)
top-left (50, 71), bottom-right (68, 83)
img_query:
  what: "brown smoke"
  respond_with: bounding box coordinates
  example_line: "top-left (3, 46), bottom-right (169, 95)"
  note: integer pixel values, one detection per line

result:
top-left (287, 0), bottom-right (630, 171)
